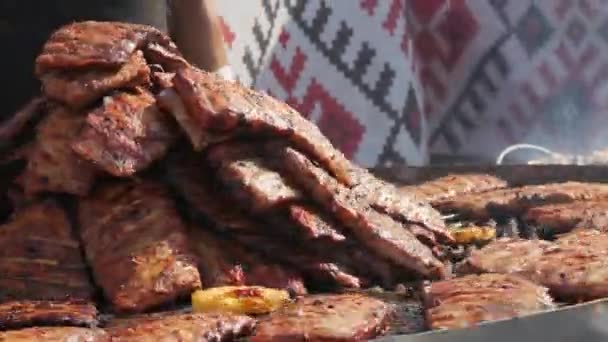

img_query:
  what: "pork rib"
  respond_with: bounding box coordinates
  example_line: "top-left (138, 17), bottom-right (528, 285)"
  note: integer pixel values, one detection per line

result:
top-left (524, 200), bottom-right (608, 235)
top-left (0, 300), bottom-right (98, 330)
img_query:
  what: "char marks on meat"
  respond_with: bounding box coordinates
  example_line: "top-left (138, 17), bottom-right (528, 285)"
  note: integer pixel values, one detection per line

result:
top-left (17, 106), bottom-right (97, 196)
top-left (72, 88), bottom-right (177, 177)
top-left (106, 311), bottom-right (255, 342)
top-left (423, 273), bottom-right (554, 330)
top-left (251, 294), bottom-right (393, 341)
top-left (79, 180), bottom-right (201, 313)
top-left (0, 300), bottom-right (98, 330)
top-left (0, 201), bottom-right (95, 301)
top-left (281, 147), bottom-right (447, 279)
top-left (403, 173), bottom-right (508, 203)
top-left (0, 327), bottom-right (107, 342)
top-left (287, 203), bottom-right (347, 242)
top-left (524, 201), bottom-right (608, 235)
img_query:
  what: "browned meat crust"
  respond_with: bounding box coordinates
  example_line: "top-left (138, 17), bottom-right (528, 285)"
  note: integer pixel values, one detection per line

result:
top-left (189, 227), bottom-right (307, 295)
top-left (287, 203), bottom-right (347, 242)
top-left (402, 173), bottom-right (508, 203)
top-left (167, 67), bottom-right (354, 186)
top-left (524, 200), bottom-right (608, 235)
top-left (0, 300), bottom-right (98, 330)
top-left (423, 273), bottom-right (554, 330)
top-left (144, 43), bottom-right (190, 72)
top-left (0, 97), bottom-right (46, 146)
top-left (281, 147), bottom-right (447, 279)
top-left (79, 181), bottom-right (201, 313)
top-left (435, 182), bottom-right (608, 220)
top-left (17, 106), bottom-right (97, 196)
top-left (251, 294), bottom-right (393, 341)
top-left (40, 51), bottom-right (150, 109)
top-left (72, 89), bottom-right (177, 177)
top-left (0, 326), bottom-right (108, 342)
top-left (0, 201), bottom-right (95, 301)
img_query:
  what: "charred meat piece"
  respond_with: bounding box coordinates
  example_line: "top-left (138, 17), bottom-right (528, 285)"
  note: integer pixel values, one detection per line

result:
top-left (435, 182), bottom-right (608, 220)
top-left (524, 201), bottom-right (608, 235)
top-left (0, 327), bottom-right (107, 342)
top-left (0, 300), bottom-right (97, 330)
top-left (423, 273), bottom-right (554, 330)
top-left (79, 180), bottom-right (201, 313)
top-left (287, 203), bottom-right (347, 242)
top-left (72, 89), bottom-right (177, 177)
top-left (144, 43), bottom-right (190, 73)
top-left (163, 67), bottom-right (354, 186)
top-left (251, 294), bottom-right (393, 341)
top-left (106, 311), bottom-right (255, 342)
top-left (189, 227), bottom-right (307, 295)
top-left (0, 97), bottom-right (46, 147)
top-left (41, 51), bottom-right (150, 109)
top-left (281, 147), bottom-right (447, 279)
top-left (0, 201), bottom-right (95, 301)
top-left (402, 173), bottom-right (508, 203)
top-left (17, 106), bottom-right (96, 196)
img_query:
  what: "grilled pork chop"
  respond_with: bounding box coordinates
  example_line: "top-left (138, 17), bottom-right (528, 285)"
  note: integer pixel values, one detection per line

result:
top-left (41, 51), bottom-right (150, 109)
top-left (106, 311), bottom-right (255, 342)
top-left (251, 294), bottom-right (393, 341)
top-left (524, 201), bottom-right (608, 235)
top-left (281, 147), bottom-right (447, 279)
top-left (423, 273), bottom-right (554, 330)
top-left (0, 201), bottom-right (95, 301)
top-left (0, 300), bottom-right (97, 330)
top-left (72, 89), bottom-right (177, 177)
top-left (17, 106), bottom-right (96, 196)
top-left (79, 180), bottom-right (201, 313)
top-left (435, 182), bottom-right (608, 220)
top-left (0, 327), bottom-right (107, 342)
top-left (402, 173), bottom-right (508, 203)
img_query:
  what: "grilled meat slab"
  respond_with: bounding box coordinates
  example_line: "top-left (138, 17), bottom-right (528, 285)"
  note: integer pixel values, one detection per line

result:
top-left (0, 97), bottom-right (46, 146)
top-left (41, 51), bottom-right (150, 109)
top-left (144, 43), bottom-right (190, 73)
top-left (189, 227), bottom-right (307, 295)
top-left (402, 173), bottom-right (508, 203)
top-left (287, 203), bottom-right (347, 242)
top-left (164, 67), bottom-right (354, 186)
top-left (0, 327), bottom-right (107, 342)
top-left (435, 182), bottom-right (608, 220)
top-left (423, 273), bottom-right (554, 330)
top-left (524, 201), bottom-right (608, 235)
top-left (252, 294), bottom-right (393, 341)
top-left (72, 89), bottom-right (177, 177)
top-left (0, 201), bottom-right (95, 301)
top-left (0, 300), bottom-right (97, 330)
top-left (106, 311), bottom-right (255, 342)
top-left (79, 181), bottom-right (201, 313)
top-left (17, 106), bottom-right (96, 196)
top-left (281, 147), bottom-right (447, 279)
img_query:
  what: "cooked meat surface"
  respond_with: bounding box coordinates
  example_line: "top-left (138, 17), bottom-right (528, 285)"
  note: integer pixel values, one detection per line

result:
top-left (0, 300), bottom-right (98, 330)
top-left (435, 182), bottom-right (608, 220)
top-left (423, 273), bottom-right (554, 330)
top-left (402, 173), bottom-right (508, 203)
top-left (79, 180), bottom-right (201, 312)
top-left (17, 106), bottom-right (96, 196)
top-left (41, 51), bottom-right (150, 109)
top-left (281, 147), bottom-right (447, 279)
top-left (287, 203), bottom-right (347, 242)
top-left (72, 89), bottom-right (177, 176)
top-left (144, 43), bottom-right (190, 72)
top-left (0, 327), bottom-right (107, 342)
top-left (189, 227), bottom-right (307, 295)
top-left (0, 201), bottom-right (95, 301)
top-left (165, 67), bottom-right (354, 186)
top-left (251, 294), bottom-right (393, 341)
top-left (0, 97), bottom-right (46, 145)
top-left (524, 201), bottom-right (608, 235)
top-left (106, 311), bottom-right (255, 342)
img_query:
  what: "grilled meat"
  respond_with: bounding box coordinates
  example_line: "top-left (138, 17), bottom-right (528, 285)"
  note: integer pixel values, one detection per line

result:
top-left (423, 273), bottom-right (554, 330)
top-left (79, 180), bottom-right (201, 313)
top-left (287, 203), bottom-right (347, 242)
top-left (107, 311), bottom-right (254, 341)
top-left (189, 227), bottom-right (307, 295)
top-left (0, 327), bottom-right (107, 342)
top-left (0, 300), bottom-right (97, 330)
top-left (0, 201), bottom-right (95, 301)
top-left (435, 182), bottom-right (608, 220)
top-left (72, 89), bottom-right (177, 177)
top-left (17, 106), bottom-right (97, 196)
top-left (162, 67), bottom-right (354, 186)
top-left (524, 201), bottom-right (608, 235)
top-left (41, 51), bottom-right (150, 109)
top-left (402, 173), bottom-right (508, 203)
top-left (0, 97), bottom-right (46, 146)
top-left (281, 147), bottom-right (447, 279)
top-left (144, 43), bottom-right (190, 73)
top-left (251, 294), bottom-right (393, 341)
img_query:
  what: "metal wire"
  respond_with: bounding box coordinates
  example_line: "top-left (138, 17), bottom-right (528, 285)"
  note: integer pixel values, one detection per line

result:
top-left (495, 143), bottom-right (559, 165)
